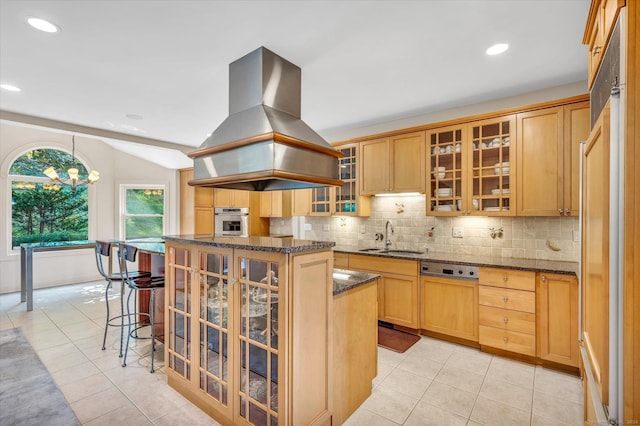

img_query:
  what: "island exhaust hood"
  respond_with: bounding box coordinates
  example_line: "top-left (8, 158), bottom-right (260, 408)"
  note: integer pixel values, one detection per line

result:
top-left (188, 47), bottom-right (343, 191)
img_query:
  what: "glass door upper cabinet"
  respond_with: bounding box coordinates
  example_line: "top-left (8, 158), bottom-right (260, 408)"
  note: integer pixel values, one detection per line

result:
top-left (469, 115), bottom-right (515, 215)
top-left (310, 186), bottom-right (333, 216)
top-left (335, 145), bottom-right (357, 215)
top-left (238, 256), bottom-right (280, 426)
top-left (428, 125), bottom-right (466, 215)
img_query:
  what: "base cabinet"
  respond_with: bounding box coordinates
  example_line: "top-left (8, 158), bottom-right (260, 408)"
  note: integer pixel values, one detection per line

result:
top-left (421, 276), bottom-right (478, 342)
top-left (537, 272), bottom-right (579, 367)
top-left (478, 267), bottom-right (536, 356)
top-left (332, 280), bottom-right (378, 425)
top-left (348, 254), bottom-right (419, 329)
top-left (165, 241), bottom-right (333, 425)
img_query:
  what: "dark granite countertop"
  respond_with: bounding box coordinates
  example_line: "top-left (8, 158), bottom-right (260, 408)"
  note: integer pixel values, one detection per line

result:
top-left (333, 269), bottom-right (380, 296)
top-left (334, 246), bottom-right (578, 276)
top-left (164, 235), bottom-right (335, 254)
top-left (124, 238), bottom-right (165, 255)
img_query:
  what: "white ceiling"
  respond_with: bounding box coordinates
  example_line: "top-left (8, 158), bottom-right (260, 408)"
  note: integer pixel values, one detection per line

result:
top-left (0, 0), bottom-right (590, 168)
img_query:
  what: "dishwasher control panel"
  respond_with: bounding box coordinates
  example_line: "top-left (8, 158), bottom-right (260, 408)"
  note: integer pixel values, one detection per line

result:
top-left (420, 260), bottom-right (479, 281)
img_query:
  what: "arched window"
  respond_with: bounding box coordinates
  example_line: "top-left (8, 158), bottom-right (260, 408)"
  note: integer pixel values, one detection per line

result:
top-left (9, 148), bottom-right (89, 249)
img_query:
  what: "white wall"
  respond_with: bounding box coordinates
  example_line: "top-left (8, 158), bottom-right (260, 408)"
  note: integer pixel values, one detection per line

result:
top-left (0, 122), bottom-right (179, 294)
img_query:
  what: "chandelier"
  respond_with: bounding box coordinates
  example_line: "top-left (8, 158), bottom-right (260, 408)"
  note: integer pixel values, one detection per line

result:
top-left (43, 136), bottom-right (99, 188)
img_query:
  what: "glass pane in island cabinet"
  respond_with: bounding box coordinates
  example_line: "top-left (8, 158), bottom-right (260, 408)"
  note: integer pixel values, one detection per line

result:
top-left (199, 251), bottom-right (230, 406)
top-left (167, 246), bottom-right (191, 379)
top-left (239, 258), bottom-right (280, 425)
top-left (470, 117), bottom-right (513, 214)
top-left (429, 127), bottom-right (464, 213)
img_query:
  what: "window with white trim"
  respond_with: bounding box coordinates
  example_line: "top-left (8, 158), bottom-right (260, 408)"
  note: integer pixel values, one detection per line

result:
top-left (120, 185), bottom-right (166, 240)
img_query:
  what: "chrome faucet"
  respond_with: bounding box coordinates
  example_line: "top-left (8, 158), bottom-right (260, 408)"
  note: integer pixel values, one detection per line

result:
top-left (384, 220), bottom-right (395, 249)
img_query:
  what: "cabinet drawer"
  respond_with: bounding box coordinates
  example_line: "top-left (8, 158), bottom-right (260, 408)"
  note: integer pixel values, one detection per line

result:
top-left (348, 254), bottom-right (417, 276)
top-left (479, 286), bottom-right (535, 313)
top-left (479, 267), bottom-right (535, 291)
top-left (479, 305), bottom-right (535, 335)
top-left (479, 325), bottom-right (536, 356)
top-left (334, 252), bottom-right (349, 269)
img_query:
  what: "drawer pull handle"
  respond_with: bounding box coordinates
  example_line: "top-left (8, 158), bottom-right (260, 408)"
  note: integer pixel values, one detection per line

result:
top-left (503, 337), bottom-right (509, 343)
top-left (503, 275), bottom-right (508, 282)
top-left (503, 296), bottom-right (509, 303)
top-left (503, 317), bottom-right (509, 324)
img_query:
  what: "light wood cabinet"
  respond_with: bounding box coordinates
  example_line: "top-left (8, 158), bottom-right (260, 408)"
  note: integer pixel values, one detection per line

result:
top-left (478, 267), bottom-right (536, 356)
top-left (333, 252), bottom-right (349, 269)
top-left (348, 254), bottom-right (419, 329)
top-left (582, 104), bottom-right (610, 406)
top-left (421, 276), bottom-right (478, 342)
top-left (213, 188), bottom-right (250, 208)
top-left (563, 102), bottom-right (591, 216)
top-left (291, 189), bottom-right (312, 216)
top-left (332, 279), bottom-right (378, 425)
top-left (537, 272), bottom-right (579, 367)
top-left (179, 168), bottom-right (215, 235)
top-left (360, 132), bottom-right (426, 195)
top-left (583, 0), bottom-right (625, 88)
top-left (427, 116), bottom-right (515, 215)
top-left (165, 241), bottom-right (333, 425)
top-left (260, 191), bottom-right (293, 218)
top-left (516, 102), bottom-right (590, 216)
top-left (333, 143), bottom-right (370, 216)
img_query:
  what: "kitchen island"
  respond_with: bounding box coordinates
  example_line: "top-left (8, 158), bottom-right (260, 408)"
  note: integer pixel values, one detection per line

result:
top-left (163, 235), bottom-right (335, 426)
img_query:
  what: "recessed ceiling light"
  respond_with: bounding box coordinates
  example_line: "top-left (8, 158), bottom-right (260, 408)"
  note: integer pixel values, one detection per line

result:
top-left (0, 83), bottom-right (21, 92)
top-left (125, 114), bottom-right (143, 120)
top-left (27, 17), bottom-right (60, 33)
top-left (486, 43), bottom-right (509, 55)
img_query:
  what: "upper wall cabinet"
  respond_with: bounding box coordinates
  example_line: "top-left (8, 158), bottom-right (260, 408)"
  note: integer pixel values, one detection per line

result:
top-left (427, 115), bottom-right (515, 216)
top-left (213, 188), bottom-right (250, 208)
top-left (360, 131), bottom-right (426, 195)
top-left (333, 143), bottom-right (370, 216)
top-left (584, 0), bottom-right (625, 89)
top-left (516, 102), bottom-right (589, 216)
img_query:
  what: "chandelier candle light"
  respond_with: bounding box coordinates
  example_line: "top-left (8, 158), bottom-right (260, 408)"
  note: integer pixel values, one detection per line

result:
top-left (43, 136), bottom-right (99, 188)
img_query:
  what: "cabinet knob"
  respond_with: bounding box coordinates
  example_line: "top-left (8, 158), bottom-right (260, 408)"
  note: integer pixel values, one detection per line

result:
top-left (541, 275), bottom-right (546, 282)
top-left (231, 278), bottom-right (237, 285)
top-left (558, 209), bottom-right (564, 215)
top-left (503, 337), bottom-right (509, 343)
top-left (503, 317), bottom-right (509, 324)
top-left (503, 275), bottom-right (508, 282)
top-left (593, 45), bottom-right (602, 56)
top-left (503, 296), bottom-right (509, 303)
top-left (564, 208), bottom-right (571, 215)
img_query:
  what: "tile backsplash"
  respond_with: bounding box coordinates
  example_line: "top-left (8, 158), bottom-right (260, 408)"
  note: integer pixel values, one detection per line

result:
top-left (269, 195), bottom-right (580, 262)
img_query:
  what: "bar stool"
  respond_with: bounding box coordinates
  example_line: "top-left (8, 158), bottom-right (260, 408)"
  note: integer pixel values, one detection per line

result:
top-left (118, 243), bottom-right (165, 373)
top-left (94, 241), bottom-right (150, 356)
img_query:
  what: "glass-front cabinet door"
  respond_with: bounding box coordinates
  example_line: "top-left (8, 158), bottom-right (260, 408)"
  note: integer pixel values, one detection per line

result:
top-left (427, 125), bottom-right (466, 215)
top-left (237, 253), bottom-right (280, 425)
top-left (335, 144), bottom-right (358, 215)
top-left (198, 248), bottom-right (232, 417)
top-left (469, 116), bottom-right (515, 215)
top-left (309, 186), bottom-right (333, 216)
top-left (166, 245), bottom-right (193, 382)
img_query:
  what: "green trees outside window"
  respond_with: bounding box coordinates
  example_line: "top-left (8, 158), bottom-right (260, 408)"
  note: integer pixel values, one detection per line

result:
top-left (9, 149), bottom-right (89, 248)
top-left (123, 187), bottom-right (165, 239)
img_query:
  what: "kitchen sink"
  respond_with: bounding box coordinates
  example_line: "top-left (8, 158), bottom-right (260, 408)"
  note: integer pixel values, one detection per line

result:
top-left (358, 248), bottom-right (424, 255)
top-left (380, 250), bottom-right (424, 255)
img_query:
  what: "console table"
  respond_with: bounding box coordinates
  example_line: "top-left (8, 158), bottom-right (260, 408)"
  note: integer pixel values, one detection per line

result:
top-left (20, 240), bottom-right (96, 311)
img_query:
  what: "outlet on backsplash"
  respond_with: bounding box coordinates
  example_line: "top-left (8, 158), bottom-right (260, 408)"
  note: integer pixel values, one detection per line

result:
top-left (452, 227), bottom-right (464, 238)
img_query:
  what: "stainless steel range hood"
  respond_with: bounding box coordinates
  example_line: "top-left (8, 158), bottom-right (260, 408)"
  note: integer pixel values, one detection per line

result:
top-left (188, 47), bottom-right (343, 191)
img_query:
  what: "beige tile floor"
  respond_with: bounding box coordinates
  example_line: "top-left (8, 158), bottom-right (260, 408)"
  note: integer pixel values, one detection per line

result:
top-left (0, 281), bottom-right (583, 425)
